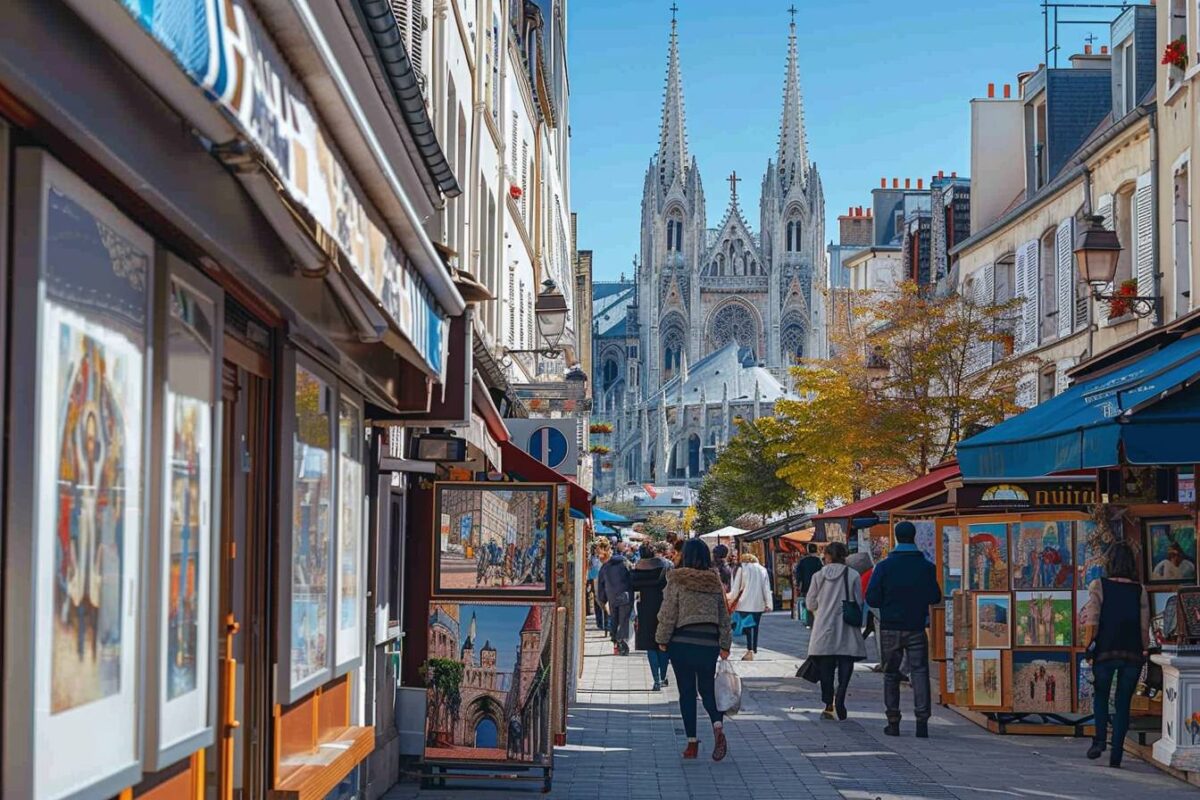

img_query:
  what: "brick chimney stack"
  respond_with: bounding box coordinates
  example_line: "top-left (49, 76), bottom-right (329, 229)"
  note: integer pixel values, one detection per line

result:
top-left (838, 203), bottom-right (874, 246)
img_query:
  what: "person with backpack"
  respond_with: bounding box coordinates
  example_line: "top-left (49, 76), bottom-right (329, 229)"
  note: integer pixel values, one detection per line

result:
top-left (865, 521), bottom-right (942, 738)
top-left (596, 538), bottom-right (634, 655)
top-left (804, 542), bottom-right (866, 720)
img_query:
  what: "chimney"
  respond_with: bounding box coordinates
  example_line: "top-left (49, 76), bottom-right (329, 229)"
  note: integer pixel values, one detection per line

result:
top-left (917, 178), bottom-right (924, 190)
top-left (848, 206), bottom-right (854, 215)
top-left (857, 206), bottom-right (864, 215)
top-left (880, 177), bottom-right (887, 188)
top-left (951, 171), bottom-right (957, 178)
top-left (905, 178), bottom-right (911, 189)
top-left (987, 82), bottom-right (995, 98)
top-left (1084, 43), bottom-right (1093, 55)
top-left (938, 169), bottom-right (944, 179)
top-left (1101, 45), bottom-right (1109, 54)
top-left (1003, 83), bottom-right (1012, 98)
top-left (892, 178), bottom-right (899, 188)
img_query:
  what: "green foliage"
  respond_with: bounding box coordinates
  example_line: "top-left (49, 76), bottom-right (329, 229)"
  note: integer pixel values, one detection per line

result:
top-left (706, 417), bottom-right (804, 526)
top-left (694, 474), bottom-right (734, 534)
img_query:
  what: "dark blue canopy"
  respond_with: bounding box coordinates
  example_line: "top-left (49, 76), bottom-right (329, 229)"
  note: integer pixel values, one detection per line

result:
top-left (958, 332), bottom-right (1200, 479)
top-left (593, 507), bottom-right (632, 524)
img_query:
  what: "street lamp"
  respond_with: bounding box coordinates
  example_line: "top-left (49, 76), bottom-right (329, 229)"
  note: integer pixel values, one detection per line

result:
top-left (504, 279), bottom-right (570, 359)
top-left (1073, 214), bottom-right (1159, 319)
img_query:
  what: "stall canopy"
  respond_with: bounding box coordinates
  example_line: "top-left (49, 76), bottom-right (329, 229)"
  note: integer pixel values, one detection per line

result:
top-left (741, 513), bottom-right (814, 543)
top-left (812, 462), bottom-right (961, 539)
top-left (779, 528), bottom-right (816, 553)
top-left (593, 507), bottom-right (632, 524)
top-left (699, 526), bottom-right (748, 546)
top-left (500, 440), bottom-right (592, 517)
top-left (958, 332), bottom-right (1200, 479)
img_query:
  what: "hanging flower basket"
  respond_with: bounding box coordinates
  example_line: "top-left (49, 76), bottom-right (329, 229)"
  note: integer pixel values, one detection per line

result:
top-left (589, 444), bottom-right (611, 455)
top-left (589, 422), bottom-right (613, 434)
top-left (1108, 279), bottom-right (1138, 318)
top-left (1163, 36), bottom-right (1188, 71)
top-left (509, 183), bottom-right (524, 200)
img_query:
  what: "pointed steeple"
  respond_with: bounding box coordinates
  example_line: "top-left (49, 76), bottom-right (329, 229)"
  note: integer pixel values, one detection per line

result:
top-left (657, 8), bottom-right (689, 192)
top-left (777, 8), bottom-right (809, 195)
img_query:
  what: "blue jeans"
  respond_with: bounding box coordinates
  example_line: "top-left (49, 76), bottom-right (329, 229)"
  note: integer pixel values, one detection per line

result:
top-left (647, 649), bottom-right (669, 683)
top-left (1092, 659), bottom-right (1141, 762)
top-left (667, 642), bottom-right (722, 738)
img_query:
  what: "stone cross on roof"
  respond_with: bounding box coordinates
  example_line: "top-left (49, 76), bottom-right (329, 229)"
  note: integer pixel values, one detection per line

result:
top-left (728, 170), bottom-right (741, 203)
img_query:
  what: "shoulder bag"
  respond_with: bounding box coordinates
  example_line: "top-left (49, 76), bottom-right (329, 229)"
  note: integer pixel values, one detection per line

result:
top-left (841, 568), bottom-right (863, 628)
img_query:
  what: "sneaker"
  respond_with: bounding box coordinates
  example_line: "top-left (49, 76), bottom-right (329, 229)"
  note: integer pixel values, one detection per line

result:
top-left (662, 677), bottom-right (670, 687)
top-left (883, 722), bottom-right (900, 737)
top-left (712, 727), bottom-right (728, 762)
top-left (1087, 741), bottom-right (1105, 760)
top-left (915, 721), bottom-right (929, 739)
top-left (682, 741), bottom-right (699, 759)
top-left (741, 652), bottom-right (754, 662)
top-left (820, 704), bottom-right (836, 721)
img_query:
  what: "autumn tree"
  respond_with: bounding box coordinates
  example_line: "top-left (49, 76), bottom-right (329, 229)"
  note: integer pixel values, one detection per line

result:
top-left (706, 417), bottom-right (805, 527)
top-left (694, 473), bottom-right (734, 534)
top-left (763, 281), bottom-right (1027, 506)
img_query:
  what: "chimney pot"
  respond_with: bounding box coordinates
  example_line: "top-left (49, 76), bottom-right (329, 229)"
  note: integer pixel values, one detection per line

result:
top-left (951, 171), bottom-right (957, 178)
top-left (1003, 83), bottom-right (1012, 98)
top-left (858, 206), bottom-right (864, 215)
top-left (892, 178), bottom-right (899, 188)
top-left (848, 206), bottom-right (853, 215)
top-left (1101, 45), bottom-right (1109, 54)
top-left (987, 82), bottom-right (995, 98)
top-left (917, 178), bottom-right (924, 190)
top-left (881, 177), bottom-right (887, 188)
top-left (1084, 43), bottom-right (1093, 55)
top-left (905, 178), bottom-right (911, 189)
top-left (938, 169), bottom-right (944, 179)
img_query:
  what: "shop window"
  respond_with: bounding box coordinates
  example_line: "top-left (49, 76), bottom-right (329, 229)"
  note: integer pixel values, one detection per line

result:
top-left (334, 396), bottom-right (365, 674)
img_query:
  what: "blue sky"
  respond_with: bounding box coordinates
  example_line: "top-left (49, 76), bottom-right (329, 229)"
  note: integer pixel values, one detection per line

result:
top-left (569, 1), bottom-right (1114, 281)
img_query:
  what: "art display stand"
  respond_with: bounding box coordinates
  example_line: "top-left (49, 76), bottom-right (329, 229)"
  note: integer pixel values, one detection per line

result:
top-left (1152, 649), bottom-right (1200, 771)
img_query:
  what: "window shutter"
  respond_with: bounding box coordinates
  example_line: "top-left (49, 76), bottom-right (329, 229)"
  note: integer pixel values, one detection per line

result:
top-left (966, 264), bottom-right (993, 374)
top-left (1017, 239), bottom-right (1039, 352)
top-left (1054, 358), bottom-right (1076, 396)
top-left (1056, 218), bottom-right (1075, 338)
top-left (1134, 172), bottom-right (1154, 299)
top-left (1095, 194), bottom-right (1114, 325)
top-left (1015, 373), bottom-right (1038, 412)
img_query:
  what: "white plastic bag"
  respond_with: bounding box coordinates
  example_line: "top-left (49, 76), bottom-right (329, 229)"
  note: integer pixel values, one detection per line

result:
top-left (715, 658), bottom-right (742, 716)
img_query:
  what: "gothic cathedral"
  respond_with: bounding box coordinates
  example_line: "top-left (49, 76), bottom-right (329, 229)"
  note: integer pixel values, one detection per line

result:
top-left (639, 12), bottom-right (826, 400)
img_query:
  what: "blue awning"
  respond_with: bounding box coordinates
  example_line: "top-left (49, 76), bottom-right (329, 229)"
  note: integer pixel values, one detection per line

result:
top-left (593, 507), bottom-right (632, 524)
top-left (958, 332), bottom-right (1200, 479)
top-left (595, 521), bottom-right (617, 535)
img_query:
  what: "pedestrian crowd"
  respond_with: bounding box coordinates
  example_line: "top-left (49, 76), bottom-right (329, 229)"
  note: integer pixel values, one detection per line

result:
top-left (587, 519), bottom-right (1142, 769)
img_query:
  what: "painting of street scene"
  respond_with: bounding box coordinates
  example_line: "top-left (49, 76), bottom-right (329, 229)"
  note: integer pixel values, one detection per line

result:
top-left (1012, 520), bottom-right (1073, 589)
top-left (1013, 651), bottom-right (1072, 714)
top-left (424, 602), bottom-right (554, 764)
top-left (434, 483), bottom-right (555, 597)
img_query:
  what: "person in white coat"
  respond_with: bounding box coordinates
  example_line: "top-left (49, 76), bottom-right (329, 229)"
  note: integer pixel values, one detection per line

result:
top-left (728, 553), bottom-right (773, 660)
top-left (806, 542), bottom-right (867, 720)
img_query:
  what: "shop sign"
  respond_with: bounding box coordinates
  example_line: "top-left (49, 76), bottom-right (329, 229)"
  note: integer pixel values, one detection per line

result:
top-left (505, 419), bottom-right (580, 477)
top-left (957, 480), bottom-right (1096, 511)
top-left (116, 0), bottom-right (447, 377)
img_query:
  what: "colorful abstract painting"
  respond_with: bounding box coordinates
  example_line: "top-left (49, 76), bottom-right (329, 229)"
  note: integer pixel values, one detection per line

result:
top-left (1014, 591), bottom-right (1073, 647)
top-left (1012, 651), bottom-right (1072, 714)
top-left (967, 523), bottom-right (1009, 592)
top-left (425, 602), bottom-right (554, 764)
top-left (1012, 520), bottom-right (1073, 590)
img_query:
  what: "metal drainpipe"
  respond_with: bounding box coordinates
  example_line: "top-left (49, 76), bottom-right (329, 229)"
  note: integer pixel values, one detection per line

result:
top-left (1148, 107), bottom-right (1163, 325)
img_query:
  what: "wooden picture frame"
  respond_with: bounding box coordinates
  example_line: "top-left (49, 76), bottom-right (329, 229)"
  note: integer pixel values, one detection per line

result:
top-left (431, 482), bottom-right (558, 600)
top-left (1143, 518), bottom-right (1198, 586)
top-left (1176, 586), bottom-right (1200, 641)
top-left (5, 149), bottom-right (154, 799)
top-left (973, 593), bottom-right (1012, 649)
top-left (971, 649), bottom-right (1004, 707)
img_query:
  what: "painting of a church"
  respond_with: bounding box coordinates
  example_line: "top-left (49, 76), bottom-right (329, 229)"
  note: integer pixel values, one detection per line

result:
top-left (424, 602), bottom-right (554, 764)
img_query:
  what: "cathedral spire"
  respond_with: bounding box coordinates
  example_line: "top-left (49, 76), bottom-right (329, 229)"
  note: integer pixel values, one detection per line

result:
top-left (776, 7), bottom-right (809, 194)
top-left (657, 7), bottom-right (689, 191)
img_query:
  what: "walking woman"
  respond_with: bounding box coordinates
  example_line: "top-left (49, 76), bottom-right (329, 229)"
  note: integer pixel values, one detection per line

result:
top-left (632, 542), bottom-right (672, 690)
top-left (657, 538), bottom-right (732, 761)
top-left (805, 541), bottom-right (866, 720)
top-left (1081, 540), bottom-right (1150, 768)
top-left (728, 553), bottom-right (772, 660)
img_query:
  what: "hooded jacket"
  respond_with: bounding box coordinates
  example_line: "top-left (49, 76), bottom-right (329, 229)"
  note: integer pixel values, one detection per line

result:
top-left (655, 568), bottom-right (733, 651)
top-left (597, 554), bottom-right (633, 607)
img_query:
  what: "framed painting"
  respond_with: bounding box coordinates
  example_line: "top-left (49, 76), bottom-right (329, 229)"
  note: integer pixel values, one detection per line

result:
top-left (1011, 520), bottom-right (1073, 590)
top-left (333, 394), bottom-right (365, 675)
top-left (1075, 653), bottom-right (1095, 714)
top-left (1074, 519), bottom-right (1109, 589)
top-left (1144, 518), bottom-right (1198, 585)
top-left (5, 150), bottom-right (152, 799)
top-left (277, 353), bottom-right (336, 703)
top-left (1014, 591), bottom-right (1073, 647)
top-left (431, 482), bottom-right (557, 599)
top-left (144, 255), bottom-right (223, 769)
top-left (967, 522), bottom-right (1010, 591)
top-left (974, 594), bottom-right (1011, 649)
top-left (912, 519), bottom-right (937, 565)
top-left (1177, 587), bottom-right (1200, 640)
top-left (1075, 589), bottom-right (1091, 643)
top-left (425, 601), bottom-right (556, 766)
top-left (1150, 591), bottom-right (1179, 646)
top-left (972, 649), bottom-right (1003, 707)
top-left (1011, 651), bottom-right (1072, 714)
top-left (954, 650), bottom-right (971, 703)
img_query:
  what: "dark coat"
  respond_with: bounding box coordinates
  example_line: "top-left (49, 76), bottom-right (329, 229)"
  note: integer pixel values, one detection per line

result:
top-left (631, 561), bottom-right (669, 651)
top-left (864, 546), bottom-right (942, 631)
top-left (597, 555), bottom-right (633, 608)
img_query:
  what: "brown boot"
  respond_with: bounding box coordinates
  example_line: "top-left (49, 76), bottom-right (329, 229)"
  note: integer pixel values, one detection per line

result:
top-left (682, 740), bottom-right (699, 759)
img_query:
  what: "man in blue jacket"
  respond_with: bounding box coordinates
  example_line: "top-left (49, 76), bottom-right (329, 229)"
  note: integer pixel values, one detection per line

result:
top-left (865, 521), bottom-right (942, 738)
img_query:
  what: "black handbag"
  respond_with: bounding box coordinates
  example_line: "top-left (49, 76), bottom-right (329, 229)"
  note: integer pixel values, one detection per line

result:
top-left (841, 569), bottom-right (863, 628)
top-left (796, 656), bottom-right (821, 683)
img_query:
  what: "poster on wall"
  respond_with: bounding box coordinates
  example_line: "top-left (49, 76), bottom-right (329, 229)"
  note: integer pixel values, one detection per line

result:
top-left (1012, 651), bottom-right (1072, 714)
top-left (967, 523), bottom-right (1010, 591)
top-left (334, 397), bottom-right (365, 673)
top-left (425, 602), bottom-right (555, 766)
top-left (1011, 521), bottom-right (1073, 590)
top-left (432, 483), bottom-right (556, 599)
top-left (147, 265), bottom-right (221, 769)
top-left (1014, 591), bottom-right (1073, 647)
top-left (5, 151), bottom-right (151, 799)
top-left (1144, 519), bottom-right (1198, 585)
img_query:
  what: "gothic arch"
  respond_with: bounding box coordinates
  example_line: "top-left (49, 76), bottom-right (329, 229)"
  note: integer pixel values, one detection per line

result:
top-left (780, 311), bottom-right (807, 363)
top-left (659, 311), bottom-right (687, 381)
top-left (663, 202), bottom-right (687, 261)
top-left (703, 300), bottom-right (762, 361)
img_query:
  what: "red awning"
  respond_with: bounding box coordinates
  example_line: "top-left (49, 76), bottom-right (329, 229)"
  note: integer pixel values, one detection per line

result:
top-left (500, 440), bottom-right (592, 517)
top-left (813, 461), bottom-right (961, 522)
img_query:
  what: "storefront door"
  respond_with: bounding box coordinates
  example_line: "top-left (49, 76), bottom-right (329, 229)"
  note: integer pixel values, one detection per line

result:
top-left (211, 338), bottom-right (273, 800)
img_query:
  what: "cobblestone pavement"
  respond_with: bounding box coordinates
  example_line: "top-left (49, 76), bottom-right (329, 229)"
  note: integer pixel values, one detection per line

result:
top-left (385, 612), bottom-right (1197, 799)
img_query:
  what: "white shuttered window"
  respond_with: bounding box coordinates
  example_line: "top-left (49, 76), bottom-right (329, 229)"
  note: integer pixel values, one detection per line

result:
top-left (1016, 239), bottom-right (1040, 352)
top-left (1134, 171), bottom-right (1155, 299)
top-left (1095, 194), bottom-right (1114, 325)
top-left (1055, 218), bottom-right (1075, 338)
